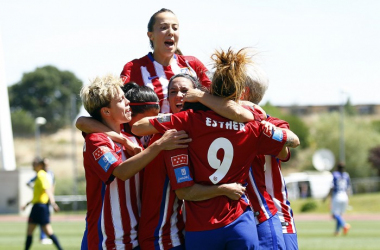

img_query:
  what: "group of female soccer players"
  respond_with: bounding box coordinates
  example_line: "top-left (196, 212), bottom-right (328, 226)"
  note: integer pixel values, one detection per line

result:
top-left (78, 8), bottom-right (300, 250)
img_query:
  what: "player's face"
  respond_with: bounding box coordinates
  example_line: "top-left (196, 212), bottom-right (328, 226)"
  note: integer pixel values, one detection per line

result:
top-left (168, 77), bottom-right (194, 114)
top-left (148, 12), bottom-right (179, 58)
top-left (108, 87), bottom-right (132, 124)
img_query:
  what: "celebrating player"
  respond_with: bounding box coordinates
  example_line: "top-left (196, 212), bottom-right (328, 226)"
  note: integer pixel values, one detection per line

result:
top-left (182, 48), bottom-right (299, 250)
top-left (132, 48), bottom-right (300, 249)
top-left (138, 73), bottom-right (247, 250)
top-left (120, 8), bottom-right (212, 113)
top-left (79, 74), bottom-right (190, 249)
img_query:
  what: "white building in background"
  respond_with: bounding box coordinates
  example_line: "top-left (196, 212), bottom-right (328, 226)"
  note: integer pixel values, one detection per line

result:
top-left (0, 28), bottom-right (16, 171)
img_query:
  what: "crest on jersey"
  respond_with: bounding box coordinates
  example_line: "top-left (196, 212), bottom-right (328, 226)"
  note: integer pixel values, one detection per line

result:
top-left (93, 146), bottom-right (110, 160)
top-left (120, 75), bottom-right (129, 83)
top-left (171, 154), bottom-right (188, 167)
top-left (263, 128), bottom-right (273, 137)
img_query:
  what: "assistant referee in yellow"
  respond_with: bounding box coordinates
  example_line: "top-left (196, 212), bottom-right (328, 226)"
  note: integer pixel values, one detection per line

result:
top-left (22, 157), bottom-right (63, 250)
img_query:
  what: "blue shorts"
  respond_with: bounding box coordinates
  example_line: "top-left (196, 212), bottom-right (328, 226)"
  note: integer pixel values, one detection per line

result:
top-left (256, 213), bottom-right (286, 250)
top-left (28, 203), bottom-right (50, 225)
top-left (185, 208), bottom-right (259, 250)
top-left (283, 233), bottom-right (298, 250)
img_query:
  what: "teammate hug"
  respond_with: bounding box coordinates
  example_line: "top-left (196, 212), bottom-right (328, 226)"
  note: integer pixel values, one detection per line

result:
top-left (77, 8), bottom-right (300, 250)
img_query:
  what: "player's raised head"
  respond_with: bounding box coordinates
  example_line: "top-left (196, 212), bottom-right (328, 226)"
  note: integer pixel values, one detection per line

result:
top-left (80, 74), bottom-right (124, 121)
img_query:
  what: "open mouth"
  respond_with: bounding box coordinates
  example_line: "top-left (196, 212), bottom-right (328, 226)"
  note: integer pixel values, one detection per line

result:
top-left (165, 40), bottom-right (175, 47)
top-left (175, 102), bottom-right (183, 110)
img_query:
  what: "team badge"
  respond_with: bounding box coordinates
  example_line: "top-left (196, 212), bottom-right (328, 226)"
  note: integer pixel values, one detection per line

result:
top-left (121, 75), bottom-right (129, 83)
top-left (174, 166), bottom-right (193, 183)
top-left (157, 114), bottom-right (171, 123)
top-left (171, 154), bottom-right (188, 167)
top-left (93, 146), bottom-right (110, 160)
top-left (263, 128), bottom-right (273, 137)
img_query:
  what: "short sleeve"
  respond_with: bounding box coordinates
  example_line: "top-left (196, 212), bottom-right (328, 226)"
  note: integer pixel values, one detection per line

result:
top-left (191, 57), bottom-right (212, 88)
top-left (164, 148), bottom-right (194, 190)
top-left (120, 61), bottom-right (133, 84)
top-left (149, 112), bottom-right (190, 134)
top-left (255, 122), bottom-right (287, 156)
top-left (38, 171), bottom-right (50, 190)
top-left (85, 134), bottom-right (123, 183)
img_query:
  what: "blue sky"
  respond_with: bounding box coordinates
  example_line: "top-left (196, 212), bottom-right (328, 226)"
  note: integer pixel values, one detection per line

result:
top-left (1, 0), bottom-right (379, 106)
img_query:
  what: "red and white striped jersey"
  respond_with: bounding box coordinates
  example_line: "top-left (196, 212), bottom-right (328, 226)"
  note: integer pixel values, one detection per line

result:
top-left (83, 132), bottom-right (142, 249)
top-left (265, 156), bottom-right (297, 234)
top-left (246, 116), bottom-right (297, 233)
top-left (138, 135), bottom-right (191, 250)
top-left (120, 52), bottom-right (211, 113)
top-left (149, 109), bottom-right (287, 232)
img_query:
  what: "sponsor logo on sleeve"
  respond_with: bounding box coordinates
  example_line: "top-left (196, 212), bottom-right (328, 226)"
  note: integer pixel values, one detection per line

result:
top-left (98, 152), bottom-right (117, 172)
top-left (272, 130), bottom-right (284, 142)
top-left (93, 146), bottom-right (111, 160)
top-left (157, 114), bottom-right (171, 123)
top-left (174, 166), bottom-right (193, 183)
top-left (171, 154), bottom-right (188, 167)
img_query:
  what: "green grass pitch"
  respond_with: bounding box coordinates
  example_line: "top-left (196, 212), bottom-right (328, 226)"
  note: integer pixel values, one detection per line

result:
top-left (0, 219), bottom-right (379, 249)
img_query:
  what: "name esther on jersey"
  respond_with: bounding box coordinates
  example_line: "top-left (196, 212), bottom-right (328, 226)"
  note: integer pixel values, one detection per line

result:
top-left (206, 117), bottom-right (246, 131)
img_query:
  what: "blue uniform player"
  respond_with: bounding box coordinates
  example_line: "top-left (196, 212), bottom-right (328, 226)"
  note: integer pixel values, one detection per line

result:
top-left (324, 162), bottom-right (351, 236)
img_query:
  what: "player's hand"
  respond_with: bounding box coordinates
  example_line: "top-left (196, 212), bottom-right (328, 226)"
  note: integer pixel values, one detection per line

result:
top-left (261, 120), bottom-right (276, 136)
top-left (220, 183), bottom-right (246, 200)
top-left (183, 88), bottom-right (204, 102)
top-left (123, 138), bottom-right (143, 156)
top-left (158, 129), bottom-right (191, 150)
top-left (52, 203), bottom-right (60, 212)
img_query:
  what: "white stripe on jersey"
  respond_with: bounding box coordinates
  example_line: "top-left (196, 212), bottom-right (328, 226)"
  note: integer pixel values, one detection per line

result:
top-left (169, 195), bottom-right (182, 248)
top-left (140, 66), bottom-right (154, 91)
top-left (125, 136), bottom-right (142, 218)
top-left (120, 148), bottom-right (139, 249)
top-left (101, 187), bottom-right (107, 249)
top-left (110, 178), bottom-right (124, 248)
top-left (264, 155), bottom-right (274, 195)
top-left (265, 155), bottom-right (297, 234)
top-left (249, 170), bottom-right (271, 225)
top-left (158, 184), bottom-right (171, 250)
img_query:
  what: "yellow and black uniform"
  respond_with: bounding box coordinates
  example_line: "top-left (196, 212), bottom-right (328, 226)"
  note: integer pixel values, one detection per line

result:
top-left (28, 169), bottom-right (51, 225)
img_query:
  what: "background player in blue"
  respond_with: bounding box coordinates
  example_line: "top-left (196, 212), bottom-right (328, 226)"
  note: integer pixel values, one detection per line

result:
top-left (324, 162), bottom-right (352, 236)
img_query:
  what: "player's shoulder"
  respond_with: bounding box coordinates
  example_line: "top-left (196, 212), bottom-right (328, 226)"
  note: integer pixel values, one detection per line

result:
top-left (86, 132), bottom-right (109, 141)
top-left (177, 54), bottom-right (202, 64)
top-left (123, 53), bottom-right (151, 69)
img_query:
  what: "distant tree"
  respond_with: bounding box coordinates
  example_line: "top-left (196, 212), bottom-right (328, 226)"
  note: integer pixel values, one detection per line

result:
top-left (8, 65), bottom-right (83, 134)
top-left (368, 146), bottom-right (380, 177)
top-left (372, 120), bottom-right (380, 133)
top-left (344, 97), bottom-right (357, 116)
top-left (308, 113), bottom-right (380, 177)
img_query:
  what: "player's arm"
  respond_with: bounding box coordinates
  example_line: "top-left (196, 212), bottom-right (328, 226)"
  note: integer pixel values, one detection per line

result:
top-left (184, 88), bottom-right (261, 122)
top-left (113, 130), bottom-right (191, 181)
top-left (76, 116), bottom-right (142, 155)
top-left (45, 187), bottom-right (60, 212)
top-left (261, 120), bottom-right (300, 148)
top-left (175, 183), bottom-right (246, 201)
top-left (131, 116), bottom-right (162, 136)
